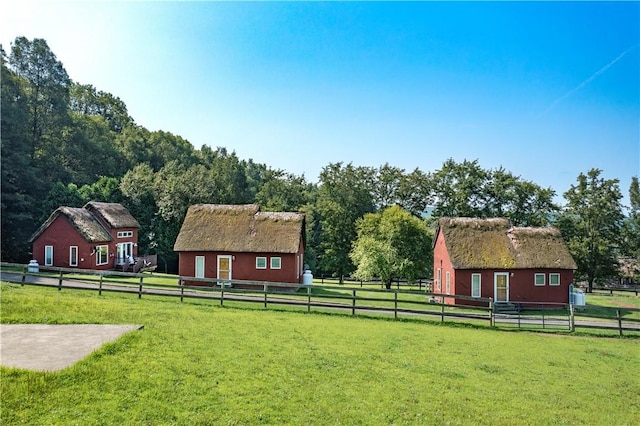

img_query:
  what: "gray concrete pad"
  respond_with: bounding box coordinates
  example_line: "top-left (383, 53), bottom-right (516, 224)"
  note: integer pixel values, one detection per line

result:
top-left (0, 324), bottom-right (143, 372)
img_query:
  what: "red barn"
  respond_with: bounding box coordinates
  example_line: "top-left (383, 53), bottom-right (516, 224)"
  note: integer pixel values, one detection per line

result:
top-left (174, 204), bottom-right (305, 284)
top-left (29, 202), bottom-right (140, 271)
top-left (433, 217), bottom-right (577, 306)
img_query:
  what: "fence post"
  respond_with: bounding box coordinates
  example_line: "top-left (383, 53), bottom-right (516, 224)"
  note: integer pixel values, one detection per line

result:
top-left (21, 265), bottom-right (26, 286)
top-left (489, 298), bottom-right (494, 327)
top-left (307, 286), bottom-right (311, 313)
top-left (394, 291), bottom-right (398, 319)
top-left (221, 287), bottom-right (224, 306)
top-left (617, 309), bottom-right (623, 337)
top-left (352, 289), bottom-right (356, 316)
top-left (138, 276), bottom-right (143, 299)
top-left (441, 302), bottom-right (444, 322)
top-left (99, 273), bottom-right (103, 296)
top-left (58, 270), bottom-right (63, 291)
top-left (180, 279), bottom-right (184, 303)
top-left (542, 306), bottom-right (545, 329)
top-left (569, 304), bottom-right (575, 332)
top-left (264, 283), bottom-right (268, 308)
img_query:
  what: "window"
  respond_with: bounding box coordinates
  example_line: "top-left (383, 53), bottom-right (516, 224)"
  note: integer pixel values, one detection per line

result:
top-left (256, 257), bottom-right (267, 269)
top-left (44, 245), bottom-right (54, 266)
top-left (270, 257), bottom-right (281, 269)
top-left (117, 231), bottom-right (133, 238)
top-left (471, 273), bottom-right (481, 298)
top-left (436, 268), bottom-right (442, 292)
top-left (96, 245), bottom-right (109, 266)
top-left (445, 271), bottom-right (451, 295)
top-left (69, 246), bottom-right (78, 267)
top-left (534, 273), bottom-right (545, 286)
top-left (549, 273), bottom-right (560, 286)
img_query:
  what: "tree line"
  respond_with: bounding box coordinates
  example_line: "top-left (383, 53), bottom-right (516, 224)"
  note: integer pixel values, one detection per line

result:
top-left (2, 37), bottom-right (638, 290)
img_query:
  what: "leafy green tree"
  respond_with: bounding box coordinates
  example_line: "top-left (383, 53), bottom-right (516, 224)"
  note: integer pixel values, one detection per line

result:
top-left (620, 176), bottom-right (640, 259)
top-left (255, 169), bottom-right (310, 212)
top-left (431, 159), bottom-right (558, 226)
top-left (1, 48), bottom-right (39, 261)
top-left (350, 205), bottom-right (432, 289)
top-left (559, 169), bottom-right (625, 292)
top-left (431, 159), bottom-right (489, 218)
top-left (316, 163), bottom-right (375, 281)
top-left (373, 163), bottom-right (405, 209)
top-left (8, 37), bottom-right (71, 163)
top-left (397, 167), bottom-right (433, 217)
top-left (69, 83), bottom-right (133, 133)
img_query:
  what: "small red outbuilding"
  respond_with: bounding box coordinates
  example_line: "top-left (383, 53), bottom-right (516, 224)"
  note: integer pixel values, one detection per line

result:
top-left (29, 202), bottom-right (140, 271)
top-left (433, 217), bottom-right (577, 306)
top-left (173, 204), bottom-right (305, 284)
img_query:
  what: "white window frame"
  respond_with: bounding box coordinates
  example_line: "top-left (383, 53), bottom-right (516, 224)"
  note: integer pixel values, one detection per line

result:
top-left (256, 256), bottom-right (267, 269)
top-left (549, 273), bottom-right (560, 286)
top-left (471, 273), bottom-right (481, 298)
top-left (270, 257), bottom-right (281, 269)
top-left (117, 231), bottom-right (133, 238)
top-left (195, 256), bottom-right (205, 279)
top-left (445, 271), bottom-right (451, 295)
top-left (69, 246), bottom-right (78, 267)
top-left (44, 245), bottom-right (54, 266)
top-left (96, 245), bottom-right (109, 266)
top-left (436, 268), bottom-right (442, 292)
top-left (534, 273), bottom-right (546, 286)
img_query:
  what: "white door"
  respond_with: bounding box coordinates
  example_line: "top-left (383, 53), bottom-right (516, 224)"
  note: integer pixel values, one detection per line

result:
top-left (116, 243), bottom-right (133, 265)
top-left (494, 272), bottom-right (509, 302)
top-left (195, 256), bottom-right (205, 279)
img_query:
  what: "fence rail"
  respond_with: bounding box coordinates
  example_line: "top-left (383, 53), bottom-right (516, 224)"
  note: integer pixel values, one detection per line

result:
top-left (2, 263), bottom-right (639, 336)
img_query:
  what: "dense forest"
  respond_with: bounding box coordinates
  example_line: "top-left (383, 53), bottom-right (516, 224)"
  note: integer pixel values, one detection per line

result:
top-left (2, 37), bottom-right (639, 287)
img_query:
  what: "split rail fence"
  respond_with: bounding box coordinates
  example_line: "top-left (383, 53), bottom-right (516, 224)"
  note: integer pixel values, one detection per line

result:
top-left (2, 263), bottom-right (639, 336)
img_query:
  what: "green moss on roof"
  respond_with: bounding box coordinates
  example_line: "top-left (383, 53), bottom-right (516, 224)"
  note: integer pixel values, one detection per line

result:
top-left (173, 204), bottom-right (305, 253)
top-left (438, 217), bottom-right (576, 270)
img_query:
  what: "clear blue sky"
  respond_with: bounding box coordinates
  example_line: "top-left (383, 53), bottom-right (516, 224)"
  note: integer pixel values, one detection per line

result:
top-left (2, 1), bottom-right (638, 206)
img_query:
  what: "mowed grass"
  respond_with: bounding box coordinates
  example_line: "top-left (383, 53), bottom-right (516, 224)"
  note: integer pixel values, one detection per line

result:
top-left (1, 283), bottom-right (639, 425)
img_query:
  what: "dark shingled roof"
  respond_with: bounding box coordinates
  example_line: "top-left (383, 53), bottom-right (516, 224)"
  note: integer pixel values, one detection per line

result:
top-left (29, 207), bottom-right (113, 243)
top-left (84, 202), bottom-right (140, 229)
top-left (173, 204), bottom-right (305, 253)
top-left (437, 217), bottom-right (577, 270)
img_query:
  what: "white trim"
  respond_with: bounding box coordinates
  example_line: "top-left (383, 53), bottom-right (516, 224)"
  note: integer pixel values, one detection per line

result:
top-left (445, 271), bottom-right (451, 295)
top-left (256, 256), bottom-right (267, 269)
top-left (195, 256), bottom-right (205, 279)
top-left (549, 273), bottom-right (560, 286)
top-left (471, 273), bottom-right (481, 298)
top-left (270, 257), bottom-right (281, 270)
top-left (534, 273), bottom-right (546, 286)
top-left (494, 272), bottom-right (509, 302)
top-left (436, 268), bottom-right (442, 292)
top-left (96, 245), bottom-right (109, 266)
top-left (44, 245), bottom-right (54, 266)
top-left (117, 231), bottom-right (133, 238)
top-left (217, 255), bottom-right (232, 281)
top-left (69, 246), bottom-right (78, 267)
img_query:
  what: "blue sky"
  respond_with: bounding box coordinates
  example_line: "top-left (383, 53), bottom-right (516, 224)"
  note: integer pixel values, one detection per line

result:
top-left (2, 1), bottom-right (638, 206)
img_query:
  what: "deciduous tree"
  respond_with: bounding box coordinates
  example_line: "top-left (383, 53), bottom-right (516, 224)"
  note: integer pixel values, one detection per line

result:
top-left (559, 169), bottom-right (624, 292)
top-left (350, 205), bottom-right (432, 289)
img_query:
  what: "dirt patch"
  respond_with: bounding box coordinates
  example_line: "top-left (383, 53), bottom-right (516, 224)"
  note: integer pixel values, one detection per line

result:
top-left (0, 324), bottom-right (142, 372)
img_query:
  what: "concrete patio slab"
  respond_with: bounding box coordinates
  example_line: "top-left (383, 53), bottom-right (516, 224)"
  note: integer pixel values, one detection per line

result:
top-left (0, 324), bottom-right (143, 372)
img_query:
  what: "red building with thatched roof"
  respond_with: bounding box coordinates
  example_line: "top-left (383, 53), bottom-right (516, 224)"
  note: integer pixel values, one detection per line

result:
top-left (174, 204), bottom-right (305, 285)
top-left (29, 202), bottom-right (141, 271)
top-left (433, 217), bottom-right (577, 306)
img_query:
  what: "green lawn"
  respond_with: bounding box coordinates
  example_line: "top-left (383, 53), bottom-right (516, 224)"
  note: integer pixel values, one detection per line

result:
top-left (1, 283), bottom-right (639, 425)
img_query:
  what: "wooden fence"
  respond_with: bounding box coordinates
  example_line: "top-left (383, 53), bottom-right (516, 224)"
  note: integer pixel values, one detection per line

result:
top-left (2, 263), bottom-right (639, 336)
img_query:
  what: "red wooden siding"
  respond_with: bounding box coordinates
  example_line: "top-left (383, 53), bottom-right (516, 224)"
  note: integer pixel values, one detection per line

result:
top-left (178, 237), bottom-right (305, 284)
top-left (31, 215), bottom-right (138, 270)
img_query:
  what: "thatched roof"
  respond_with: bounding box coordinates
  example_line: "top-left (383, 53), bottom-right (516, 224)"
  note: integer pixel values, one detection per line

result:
top-left (84, 202), bottom-right (140, 228)
top-left (173, 204), bottom-right (305, 253)
top-left (29, 207), bottom-right (113, 243)
top-left (437, 217), bottom-right (577, 270)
